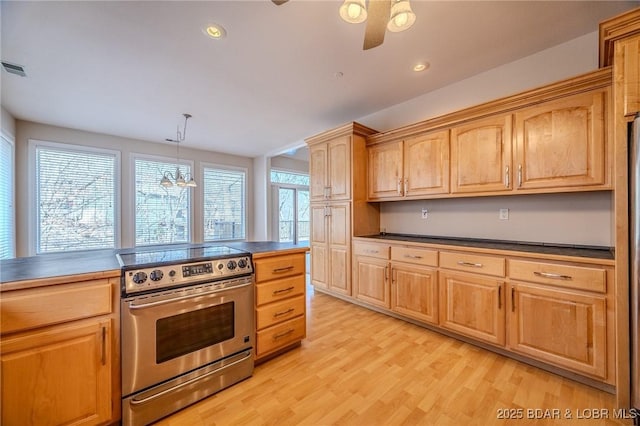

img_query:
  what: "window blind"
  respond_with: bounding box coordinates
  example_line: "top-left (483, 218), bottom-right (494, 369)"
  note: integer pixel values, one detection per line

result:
top-left (36, 144), bottom-right (116, 253)
top-left (203, 167), bottom-right (246, 241)
top-left (0, 136), bottom-right (14, 259)
top-left (135, 158), bottom-right (191, 246)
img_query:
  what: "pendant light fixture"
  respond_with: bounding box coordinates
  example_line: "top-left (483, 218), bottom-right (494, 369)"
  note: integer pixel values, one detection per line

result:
top-left (387, 0), bottom-right (416, 32)
top-left (160, 113), bottom-right (197, 188)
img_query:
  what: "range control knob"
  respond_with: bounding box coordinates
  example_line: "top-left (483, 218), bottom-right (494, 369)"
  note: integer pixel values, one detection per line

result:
top-left (169, 270), bottom-right (176, 277)
top-left (217, 263), bottom-right (224, 270)
top-left (227, 260), bottom-right (237, 270)
top-left (150, 270), bottom-right (164, 281)
top-left (238, 258), bottom-right (248, 269)
top-left (132, 271), bottom-right (148, 285)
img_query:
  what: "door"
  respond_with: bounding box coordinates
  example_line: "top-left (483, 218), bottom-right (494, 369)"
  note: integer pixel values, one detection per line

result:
top-left (273, 186), bottom-right (310, 244)
top-left (391, 263), bottom-right (438, 324)
top-left (514, 90), bottom-right (606, 189)
top-left (309, 143), bottom-right (328, 201)
top-left (1, 319), bottom-right (112, 426)
top-left (450, 114), bottom-right (512, 194)
top-left (439, 271), bottom-right (505, 346)
top-left (353, 256), bottom-right (389, 308)
top-left (328, 136), bottom-right (351, 200)
top-left (328, 202), bottom-right (351, 295)
top-left (404, 130), bottom-right (450, 197)
top-left (508, 282), bottom-right (606, 378)
top-left (368, 140), bottom-right (403, 199)
top-left (310, 204), bottom-right (328, 289)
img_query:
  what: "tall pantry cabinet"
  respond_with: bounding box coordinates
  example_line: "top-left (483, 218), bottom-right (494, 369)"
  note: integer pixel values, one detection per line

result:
top-left (306, 122), bottom-right (379, 296)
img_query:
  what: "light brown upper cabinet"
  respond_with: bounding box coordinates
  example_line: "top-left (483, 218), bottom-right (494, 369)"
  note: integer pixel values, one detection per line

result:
top-left (614, 32), bottom-right (640, 117)
top-left (514, 90), bottom-right (607, 190)
top-left (309, 135), bottom-right (351, 202)
top-left (368, 130), bottom-right (449, 200)
top-left (450, 114), bottom-right (512, 194)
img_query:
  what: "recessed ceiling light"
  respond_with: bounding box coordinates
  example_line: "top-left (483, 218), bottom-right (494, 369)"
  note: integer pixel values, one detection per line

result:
top-left (204, 24), bottom-right (226, 39)
top-left (413, 62), bottom-right (429, 72)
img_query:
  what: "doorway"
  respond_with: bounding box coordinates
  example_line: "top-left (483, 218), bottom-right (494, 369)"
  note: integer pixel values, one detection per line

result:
top-left (272, 185), bottom-right (309, 243)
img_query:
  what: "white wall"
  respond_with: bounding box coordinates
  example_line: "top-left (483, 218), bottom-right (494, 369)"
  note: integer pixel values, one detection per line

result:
top-left (379, 192), bottom-right (613, 247)
top-left (358, 31), bottom-right (599, 132)
top-left (270, 155), bottom-right (309, 174)
top-left (356, 30), bottom-right (613, 247)
top-left (14, 120), bottom-right (254, 257)
top-left (1, 106), bottom-right (16, 138)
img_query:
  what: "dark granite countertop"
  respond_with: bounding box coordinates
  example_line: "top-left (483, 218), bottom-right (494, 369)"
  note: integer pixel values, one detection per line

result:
top-left (356, 234), bottom-right (615, 260)
top-left (1, 241), bottom-right (310, 285)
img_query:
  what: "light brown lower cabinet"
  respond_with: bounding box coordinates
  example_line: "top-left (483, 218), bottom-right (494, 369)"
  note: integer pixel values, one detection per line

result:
top-left (507, 282), bottom-right (607, 379)
top-left (254, 251), bottom-right (307, 361)
top-left (390, 263), bottom-right (438, 325)
top-left (0, 277), bottom-right (118, 426)
top-left (1, 319), bottom-right (113, 426)
top-left (353, 255), bottom-right (390, 308)
top-left (439, 271), bottom-right (506, 346)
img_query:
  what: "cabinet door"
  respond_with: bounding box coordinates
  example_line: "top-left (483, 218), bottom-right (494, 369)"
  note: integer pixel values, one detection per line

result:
top-left (328, 136), bottom-right (351, 200)
top-left (514, 91), bottom-right (606, 189)
top-left (328, 203), bottom-right (351, 295)
top-left (507, 282), bottom-right (607, 379)
top-left (1, 319), bottom-right (112, 426)
top-left (391, 263), bottom-right (438, 324)
top-left (309, 144), bottom-right (328, 202)
top-left (404, 130), bottom-right (450, 197)
top-left (310, 204), bottom-right (328, 289)
top-left (353, 256), bottom-right (389, 308)
top-left (368, 141), bottom-right (403, 199)
top-left (439, 271), bottom-right (505, 346)
top-left (450, 114), bottom-right (512, 194)
top-left (616, 34), bottom-right (640, 117)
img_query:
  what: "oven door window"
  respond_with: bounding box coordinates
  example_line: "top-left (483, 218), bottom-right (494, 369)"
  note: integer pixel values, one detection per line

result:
top-left (156, 302), bottom-right (235, 363)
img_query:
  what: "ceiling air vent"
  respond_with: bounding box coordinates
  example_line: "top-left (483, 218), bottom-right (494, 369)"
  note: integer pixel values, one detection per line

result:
top-left (1, 61), bottom-right (26, 77)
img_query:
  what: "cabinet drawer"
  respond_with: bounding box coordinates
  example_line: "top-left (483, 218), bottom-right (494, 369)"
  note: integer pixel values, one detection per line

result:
top-left (508, 259), bottom-right (606, 293)
top-left (391, 246), bottom-right (438, 267)
top-left (440, 251), bottom-right (505, 277)
top-left (256, 275), bottom-right (305, 306)
top-left (353, 241), bottom-right (390, 259)
top-left (1, 280), bottom-right (113, 335)
top-left (254, 254), bottom-right (306, 282)
top-left (257, 295), bottom-right (305, 330)
top-left (256, 316), bottom-right (306, 357)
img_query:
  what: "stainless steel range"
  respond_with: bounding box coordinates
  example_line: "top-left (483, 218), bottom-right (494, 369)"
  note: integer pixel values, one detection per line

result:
top-left (117, 246), bottom-right (254, 426)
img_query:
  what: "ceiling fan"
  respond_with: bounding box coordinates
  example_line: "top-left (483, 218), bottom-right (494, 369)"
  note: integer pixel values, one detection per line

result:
top-left (271, 0), bottom-right (416, 50)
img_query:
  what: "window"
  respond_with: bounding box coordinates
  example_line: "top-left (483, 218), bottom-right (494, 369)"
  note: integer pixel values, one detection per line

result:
top-left (33, 141), bottom-right (118, 254)
top-left (203, 166), bottom-right (246, 241)
top-left (134, 157), bottom-right (192, 246)
top-left (270, 170), bottom-right (310, 186)
top-left (0, 134), bottom-right (14, 259)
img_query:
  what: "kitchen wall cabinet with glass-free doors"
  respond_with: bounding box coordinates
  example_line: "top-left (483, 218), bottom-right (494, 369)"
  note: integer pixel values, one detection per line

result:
top-left (366, 69), bottom-right (613, 201)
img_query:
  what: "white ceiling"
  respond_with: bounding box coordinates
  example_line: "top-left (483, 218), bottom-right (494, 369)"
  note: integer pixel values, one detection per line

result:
top-left (2, 1), bottom-right (638, 158)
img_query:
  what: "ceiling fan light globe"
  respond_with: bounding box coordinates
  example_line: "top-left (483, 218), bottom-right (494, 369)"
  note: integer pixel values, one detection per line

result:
top-left (387, 0), bottom-right (416, 32)
top-left (339, 0), bottom-right (367, 24)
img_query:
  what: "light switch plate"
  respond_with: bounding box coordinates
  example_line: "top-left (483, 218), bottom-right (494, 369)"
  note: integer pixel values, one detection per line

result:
top-left (499, 208), bottom-right (509, 220)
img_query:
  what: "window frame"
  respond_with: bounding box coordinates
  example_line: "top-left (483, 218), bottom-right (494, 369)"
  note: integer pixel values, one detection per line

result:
top-left (131, 152), bottom-right (195, 247)
top-left (1, 131), bottom-right (15, 259)
top-left (28, 139), bottom-right (121, 255)
top-left (201, 163), bottom-right (248, 242)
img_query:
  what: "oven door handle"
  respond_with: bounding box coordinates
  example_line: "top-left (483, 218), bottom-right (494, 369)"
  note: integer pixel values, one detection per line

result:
top-left (129, 350), bottom-right (252, 406)
top-left (127, 281), bottom-right (252, 310)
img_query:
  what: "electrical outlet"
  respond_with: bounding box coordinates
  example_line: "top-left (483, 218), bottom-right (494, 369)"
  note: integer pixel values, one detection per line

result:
top-left (421, 208), bottom-right (428, 219)
top-left (499, 208), bottom-right (509, 220)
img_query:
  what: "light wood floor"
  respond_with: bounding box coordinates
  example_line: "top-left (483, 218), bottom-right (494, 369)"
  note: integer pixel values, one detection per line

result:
top-left (157, 284), bottom-right (629, 426)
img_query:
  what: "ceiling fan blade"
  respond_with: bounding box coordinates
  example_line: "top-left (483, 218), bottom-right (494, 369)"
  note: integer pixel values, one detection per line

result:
top-left (272, 0), bottom-right (289, 5)
top-left (363, 0), bottom-right (391, 50)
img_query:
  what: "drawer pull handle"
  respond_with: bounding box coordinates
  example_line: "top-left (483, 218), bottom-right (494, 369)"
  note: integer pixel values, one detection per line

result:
top-left (273, 286), bottom-right (295, 295)
top-left (273, 329), bottom-right (295, 339)
top-left (274, 308), bottom-right (295, 318)
top-left (273, 266), bottom-right (294, 273)
top-left (404, 254), bottom-right (423, 259)
top-left (364, 249), bottom-right (379, 254)
top-left (457, 261), bottom-right (483, 268)
top-left (533, 271), bottom-right (572, 280)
